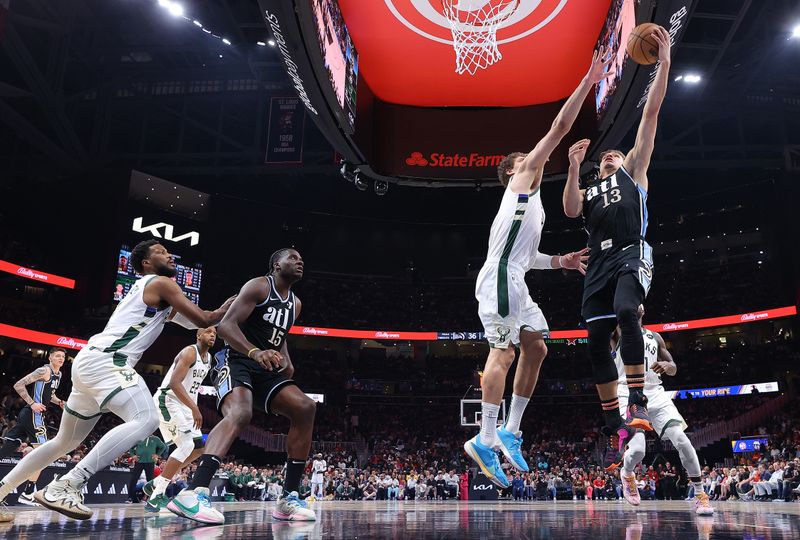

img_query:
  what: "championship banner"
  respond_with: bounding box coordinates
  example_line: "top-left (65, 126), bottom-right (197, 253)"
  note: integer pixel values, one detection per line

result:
top-left (0, 259), bottom-right (75, 289)
top-left (265, 97), bottom-right (305, 164)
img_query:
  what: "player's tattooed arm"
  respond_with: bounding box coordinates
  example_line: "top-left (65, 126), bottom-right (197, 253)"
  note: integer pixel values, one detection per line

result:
top-left (13, 367), bottom-right (48, 407)
top-left (651, 332), bottom-right (677, 376)
top-left (50, 394), bottom-right (65, 408)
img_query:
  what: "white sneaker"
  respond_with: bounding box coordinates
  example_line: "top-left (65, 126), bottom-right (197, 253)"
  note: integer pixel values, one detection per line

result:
top-left (34, 478), bottom-right (92, 520)
top-left (17, 492), bottom-right (40, 507)
top-left (272, 492), bottom-right (316, 521)
top-left (167, 487), bottom-right (224, 525)
top-left (694, 492), bottom-right (714, 516)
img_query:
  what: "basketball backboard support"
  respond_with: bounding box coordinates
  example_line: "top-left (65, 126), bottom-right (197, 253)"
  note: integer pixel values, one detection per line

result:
top-left (460, 398), bottom-right (506, 427)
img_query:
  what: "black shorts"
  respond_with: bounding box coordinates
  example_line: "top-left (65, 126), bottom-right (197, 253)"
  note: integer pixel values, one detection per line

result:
top-left (582, 240), bottom-right (654, 322)
top-left (3, 406), bottom-right (48, 445)
top-left (213, 349), bottom-right (296, 415)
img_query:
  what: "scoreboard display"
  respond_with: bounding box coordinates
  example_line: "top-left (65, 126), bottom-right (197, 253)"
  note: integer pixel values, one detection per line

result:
top-left (113, 245), bottom-right (202, 304)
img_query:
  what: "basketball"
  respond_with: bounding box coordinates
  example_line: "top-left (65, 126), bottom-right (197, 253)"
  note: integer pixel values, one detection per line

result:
top-left (627, 23), bottom-right (661, 65)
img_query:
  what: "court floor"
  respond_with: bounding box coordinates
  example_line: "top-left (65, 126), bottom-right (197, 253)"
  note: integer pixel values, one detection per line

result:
top-left (3, 499), bottom-right (800, 539)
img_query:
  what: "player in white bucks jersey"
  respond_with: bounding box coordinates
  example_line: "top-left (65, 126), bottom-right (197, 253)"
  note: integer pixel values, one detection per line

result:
top-left (609, 307), bottom-right (713, 515)
top-left (563, 26), bottom-right (673, 462)
top-left (143, 327), bottom-right (216, 512)
top-left (0, 240), bottom-right (233, 523)
top-left (170, 248), bottom-right (316, 524)
top-left (465, 48), bottom-right (615, 489)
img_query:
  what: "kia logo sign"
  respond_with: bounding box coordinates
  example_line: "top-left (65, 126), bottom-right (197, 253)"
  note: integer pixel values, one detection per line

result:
top-left (132, 217), bottom-right (200, 246)
top-left (473, 484), bottom-right (494, 490)
top-left (404, 151), bottom-right (505, 168)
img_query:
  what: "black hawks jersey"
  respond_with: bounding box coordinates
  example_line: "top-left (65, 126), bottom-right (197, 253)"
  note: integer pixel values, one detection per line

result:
top-left (228, 275), bottom-right (296, 358)
top-left (582, 165), bottom-right (649, 252)
top-left (28, 365), bottom-right (61, 408)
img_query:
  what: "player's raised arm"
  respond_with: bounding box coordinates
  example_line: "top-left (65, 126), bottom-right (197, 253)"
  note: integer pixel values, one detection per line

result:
top-left (651, 332), bottom-right (677, 376)
top-left (510, 48), bottom-right (615, 194)
top-left (623, 26), bottom-right (672, 189)
top-left (217, 278), bottom-right (283, 371)
top-left (563, 139), bottom-right (590, 217)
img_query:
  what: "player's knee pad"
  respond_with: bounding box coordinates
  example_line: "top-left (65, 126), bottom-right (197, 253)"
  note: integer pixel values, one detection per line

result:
top-left (587, 319), bottom-right (617, 384)
top-left (171, 436), bottom-right (195, 462)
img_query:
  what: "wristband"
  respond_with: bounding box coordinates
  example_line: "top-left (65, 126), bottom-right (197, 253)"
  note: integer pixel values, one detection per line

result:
top-left (558, 255), bottom-right (566, 269)
top-left (247, 347), bottom-right (259, 359)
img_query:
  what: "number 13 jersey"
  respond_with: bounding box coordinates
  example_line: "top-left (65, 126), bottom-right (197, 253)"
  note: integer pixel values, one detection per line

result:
top-left (231, 274), bottom-right (296, 356)
top-left (582, 165), bottom-right (648, 252)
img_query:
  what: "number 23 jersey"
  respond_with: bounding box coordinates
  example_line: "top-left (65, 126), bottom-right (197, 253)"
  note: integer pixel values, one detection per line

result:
top-left (227, 274), bottom-right (296, 358)
top-left (582, 165), bottom-right (648, 252)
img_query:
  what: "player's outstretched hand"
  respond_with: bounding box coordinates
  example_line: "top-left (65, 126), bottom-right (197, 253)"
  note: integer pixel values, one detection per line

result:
top-left (560, 247), bottom-right (590, 275)
top-left (253, 349), bottom-right (283, 371)
top-left (650, 26), bottom-right (671, 65)
top-left (31, 403), bottom-right (47, 413)
top-left (568, 139), bottom-right (590, 167)
top-left (586, 46), bottom-right (616, 84)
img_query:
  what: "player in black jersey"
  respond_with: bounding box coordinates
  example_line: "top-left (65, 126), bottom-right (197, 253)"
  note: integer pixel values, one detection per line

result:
top-left (563, 26), bottom-right (672, 452)
top-left (0, 348), bottom-right (66, 506)
top-left (168, 248), bottom-right (316, 524)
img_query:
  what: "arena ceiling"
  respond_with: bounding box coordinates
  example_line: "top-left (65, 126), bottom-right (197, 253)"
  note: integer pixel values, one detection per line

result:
top-left (338, 0), bottom-right (611, 107)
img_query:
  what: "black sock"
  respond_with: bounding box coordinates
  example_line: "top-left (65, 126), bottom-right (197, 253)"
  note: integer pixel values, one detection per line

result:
top-left (600, 397), bottom-right (622, 428)
top-left (20, 480), bottom-right (33, 494)
top-left (189, 454), bottom-right (222, 490)
top-left (283, 459), bottom-right (306, 496)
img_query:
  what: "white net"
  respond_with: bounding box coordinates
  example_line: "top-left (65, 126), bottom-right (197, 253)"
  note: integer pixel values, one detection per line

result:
top-left (442, 0), bottom-right (520, 75)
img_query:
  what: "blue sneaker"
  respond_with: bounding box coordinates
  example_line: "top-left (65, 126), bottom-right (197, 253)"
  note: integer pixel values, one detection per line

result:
top-left (496, 427), bottom-right (529, 472)
top-left (464, 435), bottom-right (510, 489)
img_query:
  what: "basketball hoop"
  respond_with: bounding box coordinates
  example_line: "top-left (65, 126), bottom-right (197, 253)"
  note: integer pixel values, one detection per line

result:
top-left (442, 0), bottom-right (520, 75)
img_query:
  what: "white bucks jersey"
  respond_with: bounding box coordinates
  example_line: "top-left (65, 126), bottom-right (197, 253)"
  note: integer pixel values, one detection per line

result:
top-left (158, 344), bottom-right (210, 404)
top-left (484, 182), bottom-right (545, 270)
top-left (86, 274), bottom-right (172, 366)
top-left (614, 328), bottom-right (665, 398)
top-left (312, 459), bottom-right (326, 477)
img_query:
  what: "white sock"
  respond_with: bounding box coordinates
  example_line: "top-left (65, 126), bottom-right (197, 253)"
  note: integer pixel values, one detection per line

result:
top-left (504, 394), bottom-right (530, 434)
top-left (151, 475), bottom-right (172, 497)
top-left (479, 402), bottom-right (500, 446)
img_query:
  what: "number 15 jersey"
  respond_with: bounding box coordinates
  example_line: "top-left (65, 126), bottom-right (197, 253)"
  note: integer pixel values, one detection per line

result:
top-left (229, 274), bottom-right (296, 357)
top-left (582, 165), bottom-right (648, 252)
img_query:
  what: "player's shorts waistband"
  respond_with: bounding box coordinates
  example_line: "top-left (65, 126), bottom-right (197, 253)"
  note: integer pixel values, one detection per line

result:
top-left (484, 258), bottom-right (525, 274)
top-left (588, 235), bottom-right (646, 253)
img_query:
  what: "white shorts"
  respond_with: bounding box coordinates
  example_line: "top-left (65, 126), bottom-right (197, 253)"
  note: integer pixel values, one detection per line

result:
top-left (619, 391), bottom-right (687, 437)
top-left (476, 260), bottom-right (549, 348)
top-left (65, 347), bottom-right (146, 419)
top-left (155, 390), bottom-right (202, 444)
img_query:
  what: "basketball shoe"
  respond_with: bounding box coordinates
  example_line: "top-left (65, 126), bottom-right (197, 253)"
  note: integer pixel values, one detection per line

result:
top-left (145, 494), bottom-right (170, 513)
top-left (168, 487), bottom-right (224, 525)
top-left (34, 477), bottom-right (92, 520)
top-left (464, 435), bottom-right (510, 489)
top-left (603, 424), bottom-right (635, 472)
top-left (495, 427), bottom-right (529, 472)
top-left (272, 491), bottom-right (316, 521)
top-left (693, 491), bottom-right (714, 515)
top-left (17, 491), bottom-right (39, 507)
top-left (620, 471), bottom-right (641, 506)
top-left (625, 398), bottom-right (653, 432)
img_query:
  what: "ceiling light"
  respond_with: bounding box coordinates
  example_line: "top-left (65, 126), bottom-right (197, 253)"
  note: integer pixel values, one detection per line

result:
top-left (268, 39), bottom-right (276, 47)
top-left (193, 20), bottom-right (202, 27)
top-left (257, 41), bottom-right (266, 47)
top-left (683, 74), bottom-right (702, 84)
top-left (222, 38), bottom-right (231, 46)
top-left (792, 24), bottom-right (800, 39)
